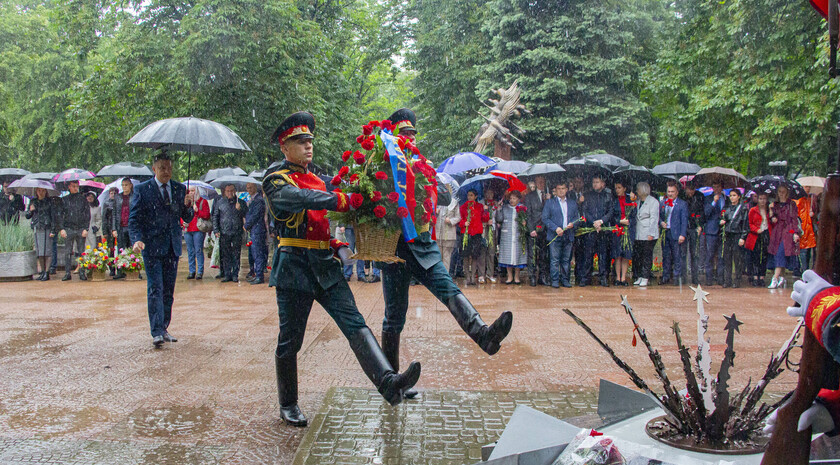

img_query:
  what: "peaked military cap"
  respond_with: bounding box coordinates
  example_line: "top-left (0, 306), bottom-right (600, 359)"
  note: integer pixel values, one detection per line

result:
top-left (387, 108), bottom-right (416, 133)
top-left (272, 111), bottom-right (316, 144)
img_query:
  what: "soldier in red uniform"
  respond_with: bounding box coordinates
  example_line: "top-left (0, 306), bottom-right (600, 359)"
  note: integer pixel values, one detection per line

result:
top-left (264, 112), bottom-right (421, 427)
top-left (765, 269), bottom-right (840, 436)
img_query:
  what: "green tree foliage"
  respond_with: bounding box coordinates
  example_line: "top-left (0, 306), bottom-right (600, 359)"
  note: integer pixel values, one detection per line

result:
top-left (478, 0), bottom-right (665, 163)
top-left (643, 0), bottom-right (839, 176)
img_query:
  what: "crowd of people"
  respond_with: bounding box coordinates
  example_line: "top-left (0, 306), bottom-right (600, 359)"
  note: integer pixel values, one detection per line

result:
top-left (428, 174), bottom-right (820, 290)
top-left (4, 169), bottom-right (820, 291)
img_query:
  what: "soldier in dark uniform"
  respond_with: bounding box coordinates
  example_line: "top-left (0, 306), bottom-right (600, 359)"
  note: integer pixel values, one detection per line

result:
top-left (264, 112), bottom-right (421, 427)
top-left (378, 108), bottom-right (514, 399)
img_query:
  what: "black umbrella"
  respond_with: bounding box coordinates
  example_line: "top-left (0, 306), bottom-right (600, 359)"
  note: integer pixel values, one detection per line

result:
top-left (0, 168), bottom-right (31, 184)
top-left (651, 161), bottom-right (701, 178)
top-left (494, 160), bottom-right (532, 174)
top-left (126, 116), bottom-right (252, 187)
top-left (749, 175), bottom-right (806, 200)
top-left (562, 156), bottom-right (612, 182)
top-left (692, 167), bottom-right (748, 189)
top-left (97, 161), bottom-right (154, 180)
top-left (583, 153), bottom-right (630, 171)
top-left (201, 166), bottom-right (247, 183)
top-left (209, 175), bottom-right (262, 192)
top-left (612, 164), bottom-right (668, 191)
top-left (22, 172), bottom-right (57, 181)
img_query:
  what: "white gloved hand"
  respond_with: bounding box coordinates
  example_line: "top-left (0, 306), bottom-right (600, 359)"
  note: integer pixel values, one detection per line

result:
top-left (763, 401), bottom-right (835, 435)
top-left (787, 269), bottom-right (833, 318)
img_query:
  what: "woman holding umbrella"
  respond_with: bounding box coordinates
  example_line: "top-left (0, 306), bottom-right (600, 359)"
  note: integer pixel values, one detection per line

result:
top-left (611, 180), bottom-right (636, 286)
top-left (745, 193), bottom-right (771, 287)
top-left (719, 189), bottom-right (749, 288)
top-left (459, 190), bottom-right (490, 285)
top-left (767, 185), bottom-right (801, 289)
top-left (25, 188), bottom-right (60, 281)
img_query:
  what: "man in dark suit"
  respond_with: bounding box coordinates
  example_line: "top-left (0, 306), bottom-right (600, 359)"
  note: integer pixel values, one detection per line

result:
top-left (702, 181), bottom-right (726, 285)
top-left (542, 181), bottom-right (578, 288)
top-left (523, 177), bottom-right (549, 286)
top-left (378, 108), bottom-right (513, 400)
top-left (659, 183), bottom-right (688, 285)
top-left (580, 175), bottom-right (613, 287)
top-left (129, 151), bottom-right (194, 348)
top-left (245, 181), bottom-right (267, 285)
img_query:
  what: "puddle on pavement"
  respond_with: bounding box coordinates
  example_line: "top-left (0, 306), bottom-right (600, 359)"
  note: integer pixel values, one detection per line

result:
top-left (0, 317), bottom-right (95, 357)
top-left (7, 405), bottom-right (111, 438)
top-left (127, 405), bottom-right (214, 438)
top-left (141, 443), bottom-right (218, 465)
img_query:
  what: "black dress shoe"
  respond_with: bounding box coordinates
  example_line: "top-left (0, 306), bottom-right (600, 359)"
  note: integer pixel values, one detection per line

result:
top-left (152, 335), bottom-right (165, 348)
top-left (529, 276), bottom-right (537, 287)
top-left (250, 278), bottom-right (265, 285)
top-left (196, 273), bottom-right (203, 280)
top-left (113, 273), bottom-right (125, 280)
top-left (658, 278), bottom-right (670, 286)
top-left (600, 279), bottom-right (609, 287)
top-left (232, 277), bottom-right (239, 283)
top-left (79, 270), bottom-right (87, 281)
top-left (62, 272), bottom-right (72, 281)
top-left (187, 272), bottom-right (195, 280)
top-left (367, 275), bottom-right (381, 283)
top-left (215, 273), bottom-right (222, 279)
top-left (220, 277), bottom-right (232, 283)
top-left (163, 332), bottom-right (178, 342)
top-left (280, 404), bottom-right (308, 427)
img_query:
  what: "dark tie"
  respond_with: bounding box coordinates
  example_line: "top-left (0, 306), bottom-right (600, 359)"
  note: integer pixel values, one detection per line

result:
top-left (161, 183), bottom-right (170, 205)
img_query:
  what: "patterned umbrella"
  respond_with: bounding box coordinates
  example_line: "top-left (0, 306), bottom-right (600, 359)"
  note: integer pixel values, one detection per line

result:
top-left (53, 168), bottom-right (96, 190)
top-left (7, 178), bottom-right (60, 198)
top-left (0, 168), bottom-right (31, 184)
top-left (749, 175), bottom-right (806, 200)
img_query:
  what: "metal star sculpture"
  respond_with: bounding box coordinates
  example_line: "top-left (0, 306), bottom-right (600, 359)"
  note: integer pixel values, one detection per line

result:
top-left (564, 292), bottom-right (801, 449)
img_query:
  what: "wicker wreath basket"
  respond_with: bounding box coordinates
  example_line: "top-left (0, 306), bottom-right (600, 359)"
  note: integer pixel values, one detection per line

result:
top-left (351, 222), bottom-right (403, 263)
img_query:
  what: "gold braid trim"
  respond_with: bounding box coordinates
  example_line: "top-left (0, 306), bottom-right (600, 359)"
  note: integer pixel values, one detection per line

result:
top-left (266, 169), bottom-right (306, 231)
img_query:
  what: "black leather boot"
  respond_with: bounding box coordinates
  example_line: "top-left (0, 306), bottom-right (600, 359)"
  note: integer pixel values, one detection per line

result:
top-left (275, 353), bottom-right (307, 427)
top-left (381, 330), bottom-right (418, 399)
top-left (446, 293), bottom-right (512, 355)
top-left (349, 327), bottom-right (421, 406)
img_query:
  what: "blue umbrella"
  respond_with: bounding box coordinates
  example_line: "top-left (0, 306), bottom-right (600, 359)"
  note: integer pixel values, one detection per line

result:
top-left (437, 152), bottom-right (496, 176)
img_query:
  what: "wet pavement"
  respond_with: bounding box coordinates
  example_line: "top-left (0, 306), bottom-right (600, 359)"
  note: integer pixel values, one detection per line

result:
top-left (0, 263), bottom-right (802, 464)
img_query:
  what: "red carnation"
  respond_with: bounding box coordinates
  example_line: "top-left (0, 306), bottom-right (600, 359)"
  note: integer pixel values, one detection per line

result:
top-left (423, 198), bottom-right (434, 211)
top-left (369, 120), bottom-right (380, 127)
top-left (422, 212), bottom-right (432, 223)
top-left (349, 173), bottom-right (359, 183)
top-left (397, 206), bottom-right (409, 218)
top-left (361, 140), bottom-right (375, 151)
top-left (356, 135), bottom-right (364, 143)
top-left (330, 175), bottom-right (342, 186)
top-left (536, 225), bottom-right (543, 230)
top-left (338, 166), bottom-right (349, 177)
top-left (516, 205), bottom-right (527, 213)
top-left (342, 150), bottom-right (351, 162)
top-left (373, 205), bottom-right (386, 218)
top-left (362, 124), bottom-right (373, 136)
top-left (789, 229), bottom-right (796, 234)
top-left (371, 191), bottom-right (382, 202)
top-left (375, 171), bottom-right (388, 180)
top-left (387, 192), bottom-right (399, 203)
top-left (381, 120), bottom-right (394, 132)
top-left (246, 241), bottom-right (253, 247)
top-left (350, 193), bottom-right (364, 209)
top-left (354, 152), bottom-right (366, 164)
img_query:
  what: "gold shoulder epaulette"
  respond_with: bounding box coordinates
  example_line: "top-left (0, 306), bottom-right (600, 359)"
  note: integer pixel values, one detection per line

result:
top-left (265, 169), bottom-right (298, 189)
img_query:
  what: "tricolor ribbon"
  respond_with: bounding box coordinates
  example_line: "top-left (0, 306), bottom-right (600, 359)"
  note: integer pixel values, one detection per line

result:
top-left (381, 129), bottom-right (418, 242)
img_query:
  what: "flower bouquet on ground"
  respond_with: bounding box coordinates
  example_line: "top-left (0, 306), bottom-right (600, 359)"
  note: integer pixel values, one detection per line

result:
top-left (78, 240), bottom-right (113, 281)
top-left (115, 248), bottom-right (144, 279)
top-left (328, 120), bottom-right (438, 262)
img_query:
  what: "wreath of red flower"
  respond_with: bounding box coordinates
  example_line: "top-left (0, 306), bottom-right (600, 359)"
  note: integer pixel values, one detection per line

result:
top-left (350, 193), bottom-right (364, 209)
top-left (373, 205), bottom-right (386, 218)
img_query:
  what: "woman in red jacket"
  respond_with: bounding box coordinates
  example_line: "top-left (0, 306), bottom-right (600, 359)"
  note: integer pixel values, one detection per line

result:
top-left (182, 186), bottom-right (211, 279)
top-left (459, 190), bottom-right (490, 285)
top-left (744, 192), bottom-right (771, 287)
